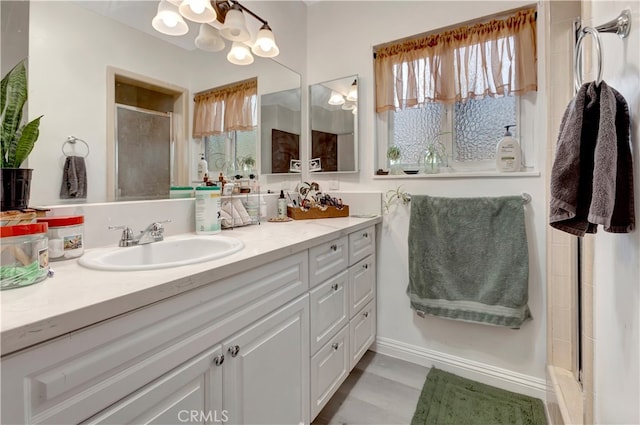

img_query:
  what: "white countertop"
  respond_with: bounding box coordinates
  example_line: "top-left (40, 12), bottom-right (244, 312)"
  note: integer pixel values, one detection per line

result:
top-left (1, 216), bottom-right (381, 356)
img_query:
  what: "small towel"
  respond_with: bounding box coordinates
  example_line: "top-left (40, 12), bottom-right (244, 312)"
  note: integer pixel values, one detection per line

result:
top-left (59, 156), bottom-right (87, 199)
top-left (407, 195), bottom-right (532, 329)
top-left (550, 81), bottom-right (634, 235)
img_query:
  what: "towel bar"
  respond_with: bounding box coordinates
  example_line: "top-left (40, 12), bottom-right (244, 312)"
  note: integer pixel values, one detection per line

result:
top-left (404, 192), bottom-right (531, 204)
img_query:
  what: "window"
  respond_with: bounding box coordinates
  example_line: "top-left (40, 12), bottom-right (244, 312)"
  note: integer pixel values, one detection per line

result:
top-left (374, 8), bottom-right (537, 173)
top-left (192, 78), bottom-right (258, 177)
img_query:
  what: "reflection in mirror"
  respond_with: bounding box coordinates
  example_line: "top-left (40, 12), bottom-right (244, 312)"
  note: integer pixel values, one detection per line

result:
top-left (309, 75), bottom-right (358, 173)
top-left (13, 1), bottom-right (301, 206)
top-left (261, 88), bottom-right (302, 174)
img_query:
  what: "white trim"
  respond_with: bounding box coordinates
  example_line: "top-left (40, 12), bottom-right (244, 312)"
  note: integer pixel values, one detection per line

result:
top-left (372, 336), bottom-right (547, 400)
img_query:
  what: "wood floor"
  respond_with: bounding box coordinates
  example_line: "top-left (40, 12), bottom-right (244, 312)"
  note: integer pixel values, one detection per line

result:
top-left (312, 351), bottom-right (430, 425)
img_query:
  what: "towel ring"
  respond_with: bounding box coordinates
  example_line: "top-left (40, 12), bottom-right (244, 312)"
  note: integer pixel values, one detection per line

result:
top-left (574, 26), bottom-right (603, 91)
top-left (62, 136), bottom-right (90, 158)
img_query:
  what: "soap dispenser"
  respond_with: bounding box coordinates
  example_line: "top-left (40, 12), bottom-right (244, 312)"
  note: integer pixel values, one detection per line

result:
top-left (496, 125), bottom-right (521, 172)
top-left (197, 153), bottom-right (208, 181)
top-left (277, 190), bottom-right (288, 219)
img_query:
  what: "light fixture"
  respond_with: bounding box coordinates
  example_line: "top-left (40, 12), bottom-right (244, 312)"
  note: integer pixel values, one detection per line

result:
top-left (227, 41), bottom-right (254, 65)
top-left (195, 23), bottom-right (225, 52)
top-left (151, 0), bottom-right (280, 65)
top-left (152, 0), bottom-right (189, 36)
top-left (328, 91), bottom-right (345, 106)
top-left (341, 102), bottom-right (355, 111)
top-left (346, 79), bottom-right (358, 102)
top-left (220, 4), bottom-right (250, 42)
top-left (251, 24), bottom-right (279, 57)
top-left (178, 0), bottom-right (216, 23)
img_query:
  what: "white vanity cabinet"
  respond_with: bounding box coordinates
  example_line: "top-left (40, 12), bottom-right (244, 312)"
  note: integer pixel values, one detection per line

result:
top-left (310, 225), bottom-right (377, 420)
top-left (1, 220), bottom-right (378, 425)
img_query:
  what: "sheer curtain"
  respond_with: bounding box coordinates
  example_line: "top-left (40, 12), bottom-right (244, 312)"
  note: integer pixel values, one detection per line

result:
top-left (192, 78), bottom-right (257, 138)
top-left (375, 8), bottom-right (537, 112)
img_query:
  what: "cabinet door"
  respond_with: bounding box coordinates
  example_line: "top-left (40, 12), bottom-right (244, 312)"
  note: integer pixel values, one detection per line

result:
top-left (309, 270), bottom-right (349, 354)
top-left (348, 226), bottom-right (375, 265)
top-left (349, 300), bottom-right (376, 371)
top-left (309, 236), bottom-right (348, 287)
top-left (222, 295), bottom-right (309, 425)
top-left (83, 345), bottom-right (224, 425)
top-left (348, 256), bottom-right (375, 319)
top-left (310, 325), bottom-right (349, 420)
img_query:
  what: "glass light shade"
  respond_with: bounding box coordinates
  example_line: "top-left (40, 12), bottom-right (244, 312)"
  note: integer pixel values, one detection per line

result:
top-left (152, 0), bottom-right (189, 36)
top-left (251, 26), bottom-right (279, 58)
top-left (220, 7), bottom-right (250, 42)
top-left (179, 0), bottom-right (216, 23)
top-left (346, 81), bottom-right (358, 101)
top-left (352, 107), bottom-right (358, 115)
top-left (195, 23), bottom-right (225, 52)
top-left (341, 102), bottom-right (355, 110)
top-left (328, 91), bottom-right (345, 106)
top-left (227, 42), bottom-right (254, 65)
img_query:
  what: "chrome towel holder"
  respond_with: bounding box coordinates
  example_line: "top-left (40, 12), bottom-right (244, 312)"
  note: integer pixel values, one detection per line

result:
top-left (62, 136), bottom-right (90, 158)
top-left (574, 10), bottom-right (631, 91)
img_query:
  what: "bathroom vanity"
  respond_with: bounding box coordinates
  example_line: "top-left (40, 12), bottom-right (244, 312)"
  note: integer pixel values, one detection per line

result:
top-left (0, 217), bottom-right (379, 425)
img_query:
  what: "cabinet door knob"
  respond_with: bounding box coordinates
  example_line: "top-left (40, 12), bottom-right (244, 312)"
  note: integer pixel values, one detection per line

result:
top-left (331, 342), bottom-right (339, 350)
top-left (363, 232), bottom-right (368, 238)
top-left (363, 263), bottom-right (369, 269)
top-left (363, 311), bottom-right (369, 318)
top-left (330, 244), bottom-right (337, 251)
top-left (228, 345), bottom-right (240, 357)
top-left (331, 283), bottom-right (339, 291)
top-left (214, 354), bottom-right (225, 366)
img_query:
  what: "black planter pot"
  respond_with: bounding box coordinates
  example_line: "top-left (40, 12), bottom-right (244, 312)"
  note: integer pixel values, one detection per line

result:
top-left (1, 168), bottom-right (33, 211)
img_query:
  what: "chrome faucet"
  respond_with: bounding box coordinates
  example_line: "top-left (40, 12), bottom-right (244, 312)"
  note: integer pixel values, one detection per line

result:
top-left (109, 220), bottom-right (171, 247)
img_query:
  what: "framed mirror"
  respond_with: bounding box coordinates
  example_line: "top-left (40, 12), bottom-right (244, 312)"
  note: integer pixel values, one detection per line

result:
top-left (309, 75), bottom-right (358, 173)
top-left (5, 1), bottom-right (301, 206)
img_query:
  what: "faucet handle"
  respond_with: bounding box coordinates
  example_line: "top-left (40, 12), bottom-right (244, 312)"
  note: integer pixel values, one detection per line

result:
top-left (109, 225), bottom-right (135, 247)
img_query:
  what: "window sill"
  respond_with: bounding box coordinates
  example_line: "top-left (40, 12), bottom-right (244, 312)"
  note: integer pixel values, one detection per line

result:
top-left (373, 169), bottom-right (540, 179)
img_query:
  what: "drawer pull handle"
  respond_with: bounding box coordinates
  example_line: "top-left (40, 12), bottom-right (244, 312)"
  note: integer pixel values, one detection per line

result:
top-left (363, 311), bottom-right (370, 318)
top-left (331, 342), bottom-right (340, 350)
top-left (330, 244), bottom-right (337, 251)
top-left (363, 263), bottom-right (369, 269)
top-left (331, 283), bottom-right (339, 291)
top-left (363, 232), bottom-right (368, 238)
top-left (214, 354), bottom-right (225, 366)
top-left (228, 345), bottom-right (240, 357)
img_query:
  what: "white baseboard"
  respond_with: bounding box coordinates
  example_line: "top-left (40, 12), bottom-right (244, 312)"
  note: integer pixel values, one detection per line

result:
top-left (373, 336), bottom-right (547, 400)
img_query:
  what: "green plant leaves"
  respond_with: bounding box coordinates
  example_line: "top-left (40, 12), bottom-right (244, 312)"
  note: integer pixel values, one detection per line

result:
top-left (1, 61), bottom-right (42, 168)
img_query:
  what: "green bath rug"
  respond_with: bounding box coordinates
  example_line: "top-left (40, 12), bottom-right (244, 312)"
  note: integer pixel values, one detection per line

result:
top-left (411, 368), bottom-right (547, 425)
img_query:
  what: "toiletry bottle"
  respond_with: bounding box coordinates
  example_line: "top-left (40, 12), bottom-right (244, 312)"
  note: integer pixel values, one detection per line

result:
top-left (277, 190), bottom-right (287, 219)
top-left (195, 186), bottom-right (221, 234)
top-left (197, 154), bottom-right (208, 181)
top-left (496, 125), bottom-right (521, 172)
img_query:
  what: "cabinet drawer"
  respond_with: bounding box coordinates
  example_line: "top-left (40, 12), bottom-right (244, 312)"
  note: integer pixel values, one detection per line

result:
top-left (309, 271), bottom-right (349, 354)
top-left (310, 325), bottom-right (349, 420)
top-left (349, 300), bottom-right (376, 371)
top-left (309, 236), bottom-right (348, 287)
top-left (348, 256), bottom-right (375, 319)
top-left (348, 226), bottom-right (375, 265)
top-left (1, 252), bottom-right (308, 425)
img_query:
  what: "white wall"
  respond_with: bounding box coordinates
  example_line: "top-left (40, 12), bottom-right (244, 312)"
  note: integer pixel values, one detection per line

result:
top-left (307, 1), bottom-right (548, 395)
top-left (587, 2), bottom-right (640, 423)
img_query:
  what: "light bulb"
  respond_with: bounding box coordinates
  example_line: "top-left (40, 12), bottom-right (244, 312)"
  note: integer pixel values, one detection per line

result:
top-left (189, 0), bottom-right (206, 14)
top-left (162, 13), bottom-right (178, 27)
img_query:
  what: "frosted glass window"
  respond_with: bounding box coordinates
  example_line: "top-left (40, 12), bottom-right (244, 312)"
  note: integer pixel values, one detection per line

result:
top-left (391, 103), bottom-right (444, 164)
top-left (454, 95), bottom-right (516, 161)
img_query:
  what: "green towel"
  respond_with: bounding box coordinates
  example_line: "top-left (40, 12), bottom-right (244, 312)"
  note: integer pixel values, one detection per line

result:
top-left (407, 195), bottom-right (532, 329)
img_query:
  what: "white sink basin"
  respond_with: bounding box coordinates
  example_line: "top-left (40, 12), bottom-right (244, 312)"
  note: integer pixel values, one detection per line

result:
top-left (78, 235), bottom-right (244, 271)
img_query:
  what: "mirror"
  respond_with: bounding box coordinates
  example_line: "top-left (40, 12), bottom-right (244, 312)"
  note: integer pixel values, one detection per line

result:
top-left (8, 0), bottom-right (300, 205)
top-left (309, 75), bottom-right (358, 173)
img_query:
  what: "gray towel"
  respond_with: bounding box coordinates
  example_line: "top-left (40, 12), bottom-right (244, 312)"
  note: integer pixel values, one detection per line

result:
top-left (407, 195), bottom-right (531, 329)
top-left (60, 155), bottom-right (87, 199)
top-left (550, 81), bottom-right (634, 235)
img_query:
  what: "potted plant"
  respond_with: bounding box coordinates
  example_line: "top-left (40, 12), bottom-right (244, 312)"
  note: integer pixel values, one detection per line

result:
top-left (387, 145), bottom-right (402, 174)
top-left (1, 60), bottom-right (43, 211)
top-left (241, 155), bottom-right (256, 176)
